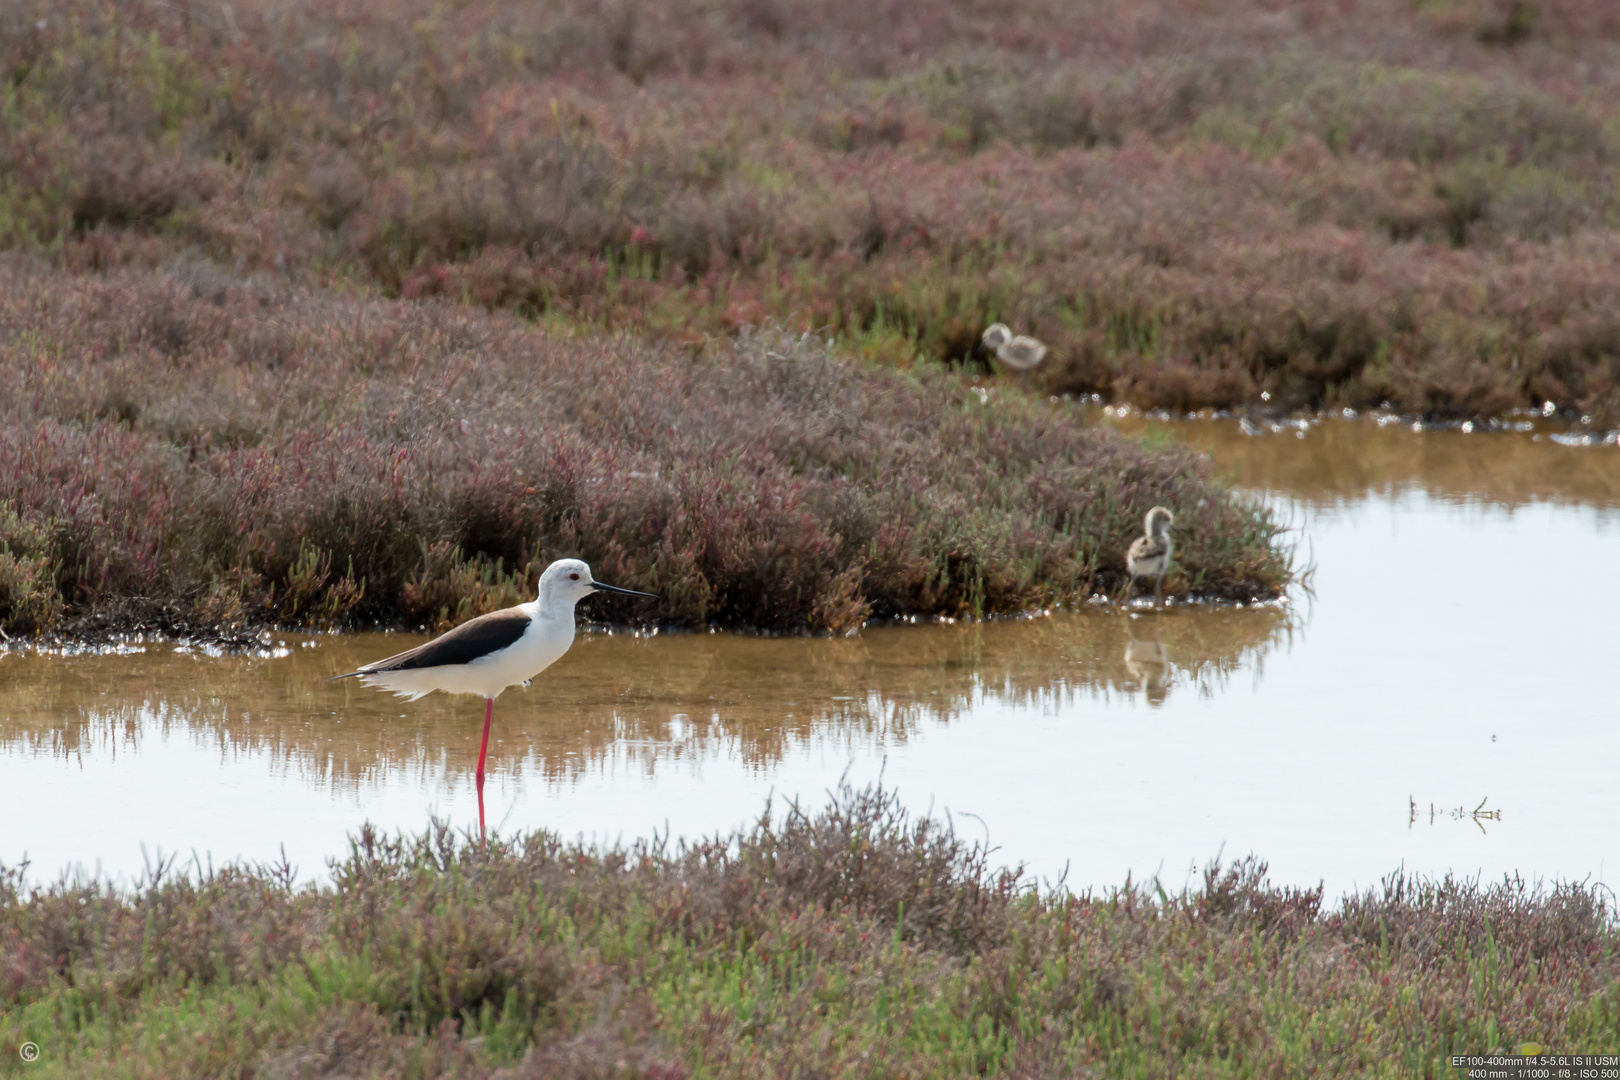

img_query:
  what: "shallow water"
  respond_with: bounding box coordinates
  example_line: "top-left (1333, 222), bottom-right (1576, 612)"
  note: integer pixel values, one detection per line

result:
top-left (3, 415), bottom-right (1616, 897)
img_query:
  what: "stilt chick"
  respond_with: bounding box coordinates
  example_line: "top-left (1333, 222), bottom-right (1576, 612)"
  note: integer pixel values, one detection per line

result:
top-left (1125, 506), bottom-right (1175, 606)
top-left (981, 323), bottom-right (1048, 371)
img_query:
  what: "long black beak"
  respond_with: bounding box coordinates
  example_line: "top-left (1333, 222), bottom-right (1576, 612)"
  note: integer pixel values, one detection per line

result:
top-left (590, 580), bottom-right (657, 598)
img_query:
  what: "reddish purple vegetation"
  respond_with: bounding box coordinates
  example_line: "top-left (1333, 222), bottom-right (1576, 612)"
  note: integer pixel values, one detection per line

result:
top-left (1, 0), bottom-right (1618, 422)
top-left (10, 0), bottom-right (1618, 634)
top-left (0, 261), bottom-right (1284, 637)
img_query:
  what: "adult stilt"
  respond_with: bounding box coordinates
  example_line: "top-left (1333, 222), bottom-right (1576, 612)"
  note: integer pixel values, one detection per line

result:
top-left (329, 559), bottom-right (656, 850)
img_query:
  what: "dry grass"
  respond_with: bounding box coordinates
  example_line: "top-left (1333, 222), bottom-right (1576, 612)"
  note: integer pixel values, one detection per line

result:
top-left (0, 259), bottom-right (1284, 638)
top-left (2, 783), bottom-right (1616, 1077)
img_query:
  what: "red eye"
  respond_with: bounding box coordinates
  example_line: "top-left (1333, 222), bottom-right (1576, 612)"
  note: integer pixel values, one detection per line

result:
top-left (569, 572), bottom-right (580, 580)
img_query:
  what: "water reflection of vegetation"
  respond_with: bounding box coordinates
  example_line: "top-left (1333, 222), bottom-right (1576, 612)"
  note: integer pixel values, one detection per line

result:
top-left (0, 607), bottom-right (1295, 786)
top-left (1110, 415), bottom-right (1620, 509)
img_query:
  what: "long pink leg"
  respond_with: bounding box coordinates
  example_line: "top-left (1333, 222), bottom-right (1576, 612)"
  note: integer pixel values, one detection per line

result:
top-left (475, 697), bottom-right (493, 842)
top-left (476, 782), bottom-right (487, 847)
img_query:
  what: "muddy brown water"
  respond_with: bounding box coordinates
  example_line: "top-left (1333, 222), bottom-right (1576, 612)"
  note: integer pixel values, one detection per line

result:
top-left (2, 414), bottom-right (1616, 896)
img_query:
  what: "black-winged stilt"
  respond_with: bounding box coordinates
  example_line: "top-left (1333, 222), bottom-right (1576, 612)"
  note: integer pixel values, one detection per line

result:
top-left (1125, 506), bottom-right (1175, 606)
top-left (332, 558), bottom-right (654, 836)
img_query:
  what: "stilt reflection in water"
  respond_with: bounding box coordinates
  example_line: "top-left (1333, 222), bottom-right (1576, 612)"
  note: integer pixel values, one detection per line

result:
top-left (1123, 635), bottom-right (1172, 706)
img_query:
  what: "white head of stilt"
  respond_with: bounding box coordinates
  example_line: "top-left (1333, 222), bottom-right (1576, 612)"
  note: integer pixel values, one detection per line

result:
top-left (1145, 506), bottom-right (1174, 537)
top-left (981, 323), bottom-right (1011, 351)
top-left (536, 558), bottom-right (601, 615)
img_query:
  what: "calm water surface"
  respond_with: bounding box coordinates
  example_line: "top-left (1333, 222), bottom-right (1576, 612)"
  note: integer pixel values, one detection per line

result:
top-left (2, 416), bottom-right (1616, 897)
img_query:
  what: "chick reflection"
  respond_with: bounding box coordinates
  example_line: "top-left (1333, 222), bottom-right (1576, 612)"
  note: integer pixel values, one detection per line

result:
top-left (1123, 635), bottom-right (1173, 705)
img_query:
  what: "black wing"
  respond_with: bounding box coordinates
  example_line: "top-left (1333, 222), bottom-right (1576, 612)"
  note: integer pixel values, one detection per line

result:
top-left (331, 607), bottom-right (532, 679)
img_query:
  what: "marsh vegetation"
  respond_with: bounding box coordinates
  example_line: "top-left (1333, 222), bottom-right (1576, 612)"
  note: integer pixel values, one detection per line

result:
top-left (0, 261), bottom-right (1285, 638)
top-left (4, 785), bottom-right (1617, 1079)
top-left (3, 0), bottom-right (1619, 421)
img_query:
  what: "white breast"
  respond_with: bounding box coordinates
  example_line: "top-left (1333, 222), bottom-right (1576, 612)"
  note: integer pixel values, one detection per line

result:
top-left (1126, 535), bottom-right (1171, 579)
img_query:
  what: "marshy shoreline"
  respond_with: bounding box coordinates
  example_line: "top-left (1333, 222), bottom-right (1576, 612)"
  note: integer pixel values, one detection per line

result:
top-left (3, 784), bottom-right (1616, 1077)
top-left (0, 592), bottom-right (1298, 654)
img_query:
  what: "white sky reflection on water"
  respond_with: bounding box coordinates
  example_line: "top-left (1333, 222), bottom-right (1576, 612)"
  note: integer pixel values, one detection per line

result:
top-left (2, 424), bottom-right (1617, 899)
